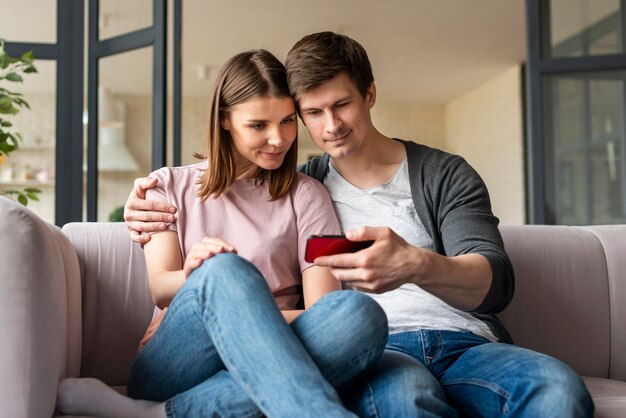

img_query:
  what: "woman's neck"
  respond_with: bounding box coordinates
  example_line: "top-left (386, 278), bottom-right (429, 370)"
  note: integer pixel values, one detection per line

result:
top-left (233, 152), bottom-right (258, 179)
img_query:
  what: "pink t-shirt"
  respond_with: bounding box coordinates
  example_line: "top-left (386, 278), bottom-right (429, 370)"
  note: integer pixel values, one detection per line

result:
top-left (141, 162), bottom-right (340, 343)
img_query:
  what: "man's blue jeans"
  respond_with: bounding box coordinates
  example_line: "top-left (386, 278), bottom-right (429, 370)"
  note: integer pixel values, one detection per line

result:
top-left (126, 253), bottom-right (388, 418)
top-left (341, 330), bottom-right (594, 417)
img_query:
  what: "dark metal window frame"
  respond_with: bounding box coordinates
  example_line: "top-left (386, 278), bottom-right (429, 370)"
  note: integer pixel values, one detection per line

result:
top-left (87, 0), bottom-right (168, 221)
top-left (5, 0), bottom-right (84, 227)
top-left (5, 0), bottom-right (182, 225)
top-left (525, 0), bottom-right (626, 224)
top-left (173, 0), bottom-right (182, 167)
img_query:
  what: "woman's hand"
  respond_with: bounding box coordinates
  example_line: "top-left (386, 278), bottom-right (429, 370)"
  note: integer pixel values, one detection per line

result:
top-left (183, 237), bottom-right (237, 278)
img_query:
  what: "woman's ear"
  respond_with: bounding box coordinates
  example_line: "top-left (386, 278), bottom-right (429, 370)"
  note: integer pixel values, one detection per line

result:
top-left (220, 116), bottom-right (231, 131)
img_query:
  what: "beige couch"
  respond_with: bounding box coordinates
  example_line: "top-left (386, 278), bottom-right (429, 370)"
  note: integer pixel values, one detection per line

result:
top-left (1, 196), bottom-right (626, 417)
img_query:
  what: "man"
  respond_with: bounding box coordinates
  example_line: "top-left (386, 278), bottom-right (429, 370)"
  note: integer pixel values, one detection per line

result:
top-left (125, 32), bottom-right (593, 417)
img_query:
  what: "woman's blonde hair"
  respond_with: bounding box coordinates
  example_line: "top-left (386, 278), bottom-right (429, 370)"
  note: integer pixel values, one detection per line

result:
top-left (196, 49), bottom-right (297, 201)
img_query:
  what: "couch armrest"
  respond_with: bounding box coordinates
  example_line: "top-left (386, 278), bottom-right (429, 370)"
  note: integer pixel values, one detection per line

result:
top-left (583, 225), bottom-right (626, 381)
top-left (0, 197), bottom-right (82, 417)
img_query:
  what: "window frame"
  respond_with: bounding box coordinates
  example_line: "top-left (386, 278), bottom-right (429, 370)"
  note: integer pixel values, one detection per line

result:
top-left (525, 0), bottom-right (626, 224)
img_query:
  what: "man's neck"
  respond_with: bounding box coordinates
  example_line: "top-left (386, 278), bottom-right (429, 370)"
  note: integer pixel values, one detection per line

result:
top-left (330, 132), bottom-right (406, 190)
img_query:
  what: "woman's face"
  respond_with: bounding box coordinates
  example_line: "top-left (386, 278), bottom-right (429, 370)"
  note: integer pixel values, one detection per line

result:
top-left (222, 96), bottom-right (297, 179)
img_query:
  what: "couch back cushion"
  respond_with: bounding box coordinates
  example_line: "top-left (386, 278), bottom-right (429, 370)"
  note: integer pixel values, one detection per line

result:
top-left (499, 225), bottom-right (611, 378)
top-left (62, 222), bottom-right (153, 386)
top-left (582, 225), bottom-right (626, 381)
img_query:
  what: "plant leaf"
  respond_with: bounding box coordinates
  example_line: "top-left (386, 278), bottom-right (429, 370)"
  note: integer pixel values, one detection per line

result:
top-left (17, 194), bottom-right (27, 206)
top-left (0, 97), bottom-right (19, 115)
top-left (0, 141), bottom-right (15, 153)
top-left (26, 192), bottom-right (40, 201)
top-left (0, 54), bottom-right (9, 69)
top-left (5, 73), bottom-right (23, 82)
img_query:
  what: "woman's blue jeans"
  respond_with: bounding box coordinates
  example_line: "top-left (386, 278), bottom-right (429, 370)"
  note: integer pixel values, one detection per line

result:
top-left (341, 330), bottom-right (594, 417)
top-left (126, 253), bottom-right (388, 418)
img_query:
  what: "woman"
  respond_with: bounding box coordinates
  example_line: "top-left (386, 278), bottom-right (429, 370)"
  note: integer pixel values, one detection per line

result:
top-left (56, 50), bottom-right (387, 418)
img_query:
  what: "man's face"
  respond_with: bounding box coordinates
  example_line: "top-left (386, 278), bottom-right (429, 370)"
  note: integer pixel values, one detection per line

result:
top-left (298, 73), bottom-right (375, 160)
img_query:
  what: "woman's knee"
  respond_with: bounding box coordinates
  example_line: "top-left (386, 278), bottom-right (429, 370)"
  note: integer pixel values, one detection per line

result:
top-left (318, 290), bottom-right (388, 342)
top-left (291, 291), bottom-right (388, 382)
top-left (185, 253), bottom-right (268, 295)
top-left (197, 252), bottom-right (255, 273)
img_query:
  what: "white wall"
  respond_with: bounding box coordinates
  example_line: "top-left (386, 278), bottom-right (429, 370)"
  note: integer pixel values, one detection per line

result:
top-left (444, 66), bottom-right (525, 224)
top-left (372, 103), bottom-right (445, 149)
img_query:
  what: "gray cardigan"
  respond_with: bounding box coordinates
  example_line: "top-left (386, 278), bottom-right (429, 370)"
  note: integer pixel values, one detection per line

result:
top-left (299, 139), bottom-right (515, 342)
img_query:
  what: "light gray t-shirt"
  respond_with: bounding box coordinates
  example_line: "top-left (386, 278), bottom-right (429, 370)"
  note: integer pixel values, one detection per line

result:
top-left (325, 158), bottom-right (497, 341)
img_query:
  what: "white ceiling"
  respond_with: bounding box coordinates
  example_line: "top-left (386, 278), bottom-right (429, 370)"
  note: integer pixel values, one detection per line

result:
top-left (3, 0), bottom-right (530, 104)
top-left (173, 0), bottom-right (528, 103)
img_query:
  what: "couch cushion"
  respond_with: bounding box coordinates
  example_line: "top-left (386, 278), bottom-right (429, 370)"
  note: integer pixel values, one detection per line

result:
top-left (583, 376), bottom-right (626, 418)
top-left (0, 197), bottom-right (82, 418)
top-left (62, 222), bottom-right (153, 387)
top-left (499, 225), bottom-right (611, 378)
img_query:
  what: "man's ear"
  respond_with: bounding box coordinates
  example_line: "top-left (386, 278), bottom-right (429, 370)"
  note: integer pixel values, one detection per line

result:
top-left (366, 82), bottom-right (377, 108)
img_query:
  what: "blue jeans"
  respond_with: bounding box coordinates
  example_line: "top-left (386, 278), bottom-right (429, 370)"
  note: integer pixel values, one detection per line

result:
top-left (127, 253), bottom-right (388, 418)
top-left (342, 330), bottom-right (594, 417)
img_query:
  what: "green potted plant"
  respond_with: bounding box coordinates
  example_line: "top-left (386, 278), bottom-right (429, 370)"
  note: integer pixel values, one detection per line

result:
top-left (0, 39), bottom-right (41, 205)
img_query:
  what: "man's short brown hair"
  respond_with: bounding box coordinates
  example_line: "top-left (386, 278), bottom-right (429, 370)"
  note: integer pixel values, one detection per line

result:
top-left (285, 31), bottom-right (374, 102)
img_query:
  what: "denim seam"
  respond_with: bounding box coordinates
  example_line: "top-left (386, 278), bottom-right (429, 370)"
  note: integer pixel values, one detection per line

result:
top-left (165, 397), bottom-right (176, 418)
top-left (365, 381), bottom-right (380, 418)
top-left (326, 343), bottom-right (385, 385)
top-left (420, 330), bottom-right (429, 365)
top-left (441, 377), bottom-right (511, 399)
top-left (237, 407), bottom-right (261, 418)
top-left (430, 330), bottom-right (445, 364)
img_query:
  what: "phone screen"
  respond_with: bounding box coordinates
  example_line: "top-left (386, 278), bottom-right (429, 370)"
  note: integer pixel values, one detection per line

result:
top-left (305, 235), bottom-right (374, 263)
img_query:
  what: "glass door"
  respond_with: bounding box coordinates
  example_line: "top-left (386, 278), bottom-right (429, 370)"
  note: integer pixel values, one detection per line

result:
top-left (1, 0), bottom-right (83, 226)
top-left (86, 0), bottom-right (167, 221)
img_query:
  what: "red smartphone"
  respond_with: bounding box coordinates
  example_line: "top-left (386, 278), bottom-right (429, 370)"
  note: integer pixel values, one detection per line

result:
top-left (305, 235), bottom-right (375, 263)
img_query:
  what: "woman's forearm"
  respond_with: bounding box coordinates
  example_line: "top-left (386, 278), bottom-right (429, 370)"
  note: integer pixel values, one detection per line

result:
top-left (150, 270), bottom-right (186, 309)
top-left (281, 309), bottom-right (304, 324)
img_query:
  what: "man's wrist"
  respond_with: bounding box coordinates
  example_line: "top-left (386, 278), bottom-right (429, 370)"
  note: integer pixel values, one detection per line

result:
top-left (407, 245), bottom-right (432, 286)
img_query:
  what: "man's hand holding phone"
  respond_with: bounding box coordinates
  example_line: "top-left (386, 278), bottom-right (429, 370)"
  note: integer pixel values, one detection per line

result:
top-left (305, 235), bottom-right (374, 263)
top-left (312, 226), bottom-right (424, 294)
